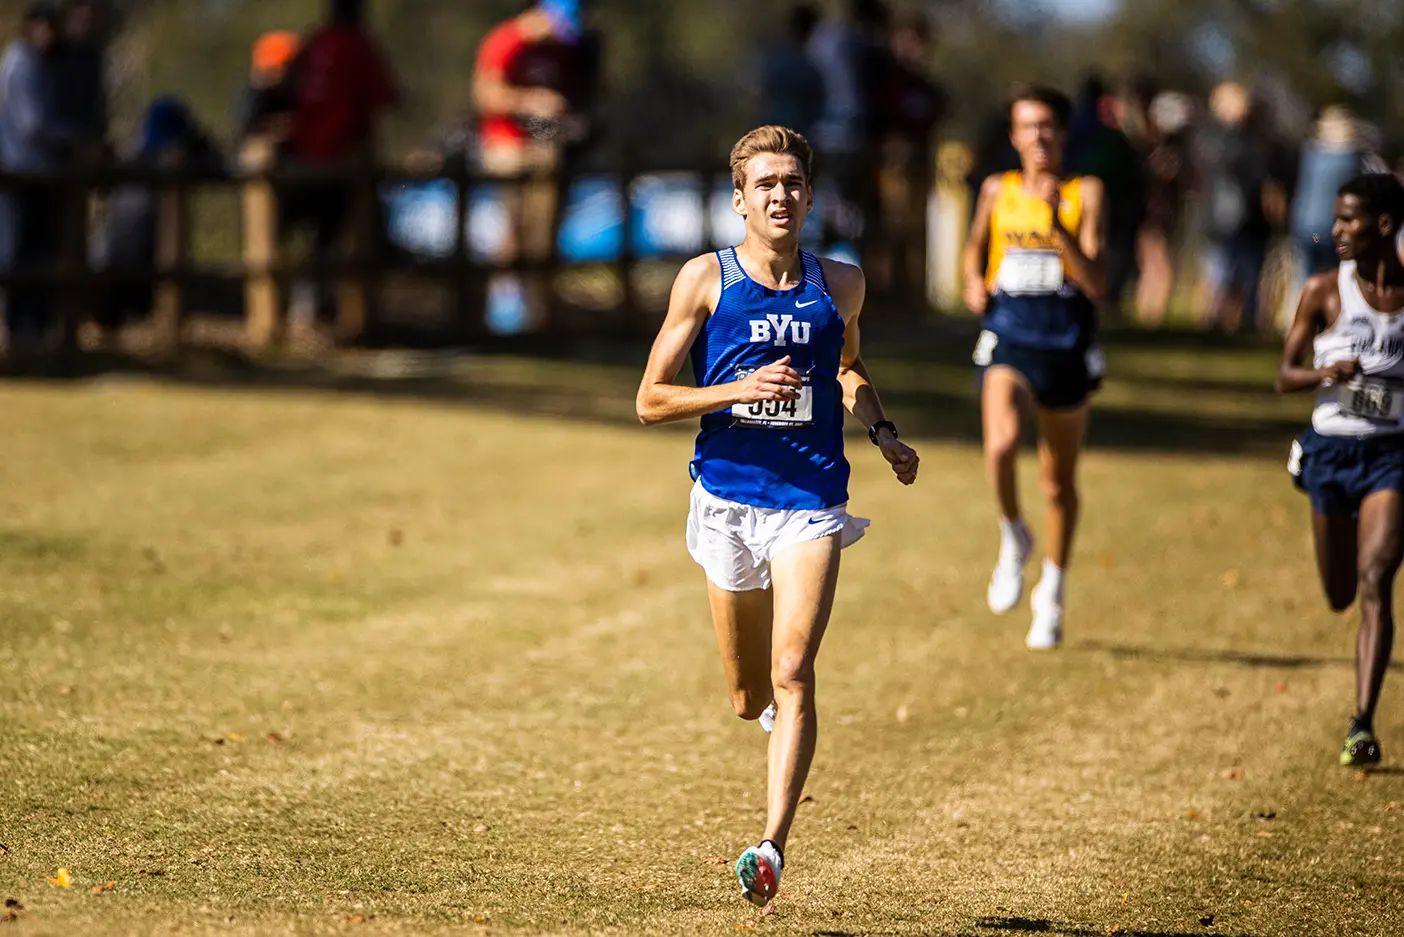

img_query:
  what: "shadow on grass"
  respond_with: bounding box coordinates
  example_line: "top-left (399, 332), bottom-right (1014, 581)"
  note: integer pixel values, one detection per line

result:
top-left (960, 915), bottom-right (1261, 937)
top-left (2, 321), bottom-right (1304, 458)
top-left (1077, 640), bottom-right (1404, 672)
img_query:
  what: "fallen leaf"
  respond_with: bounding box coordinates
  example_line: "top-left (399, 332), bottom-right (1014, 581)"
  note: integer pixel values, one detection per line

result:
top-left (1184, 809), bottom-right (1199, 819)
top-left (1222, 767), bottom-right (1245, 782)
top-left (345, 914), bottom-right (375, 923)
top-left (223, 732), bottom-right (245, 743)
top-left (705, 856), bottom-right (728, 865)
top-left (1355, 770), bottom-right (1371, 782)
top-left (472, 915), bottom-right (488, 924)
top-left (47, 868), bottom-right (72, 888)
top-left (1120, 892), bottom-right (1128, 906)
top-left (473, 824), bottom-right (491, 833)
top-left (1255, 831), bottom-right (1274, 838)
top-left (1219, 569), bottom-right (1240, 589)
top-left (3, 900), bottom-right (20, 910)
top-left (1199, 914), bottom-right (1215, 926)
top-left (91, 881), bottom-right (115, 894)
top-left (1253, 811), bottom-right (1277, 821)
top-left (213, 738), bottom-right (226, 746)
top-left (1107, 927), bottom-right (1124, 935)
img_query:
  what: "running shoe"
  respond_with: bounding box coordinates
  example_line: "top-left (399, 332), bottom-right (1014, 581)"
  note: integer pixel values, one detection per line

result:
top-left (988, 520), bottom-right (1034, 615)
top-left (1341, 727), bottom-right (1382, 768)
top-left (759, 701), bottom-right (776, 735)
top-left (734, 841), bottom-right (783, 907)
top-left (1025, 579), bottom-right (1063, 650)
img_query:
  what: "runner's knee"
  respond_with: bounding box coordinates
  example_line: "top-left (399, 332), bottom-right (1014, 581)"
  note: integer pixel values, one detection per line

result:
top-left (730, 688), bottom-right (771, 721)
top-left (1041, 470), bottom-right (1078, 510)
top-left (985, 422), bottom-right (1021, 464)
top-left (1356, 559), bottom-right (1395, 603)
top-left (772, 653), bottom-right (815, 698)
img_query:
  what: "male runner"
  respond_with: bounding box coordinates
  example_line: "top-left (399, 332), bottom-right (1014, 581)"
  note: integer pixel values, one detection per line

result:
top-left (961, 84), bottom-right (1107, 650)
top-left (636, 125), bottom-right (919, 906)
top-left (1279, 172), bottom-right (1404, 768)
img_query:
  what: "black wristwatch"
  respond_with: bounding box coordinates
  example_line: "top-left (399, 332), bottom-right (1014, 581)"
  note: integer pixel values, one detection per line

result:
top-left (868, 420), bottom-right (898, 446)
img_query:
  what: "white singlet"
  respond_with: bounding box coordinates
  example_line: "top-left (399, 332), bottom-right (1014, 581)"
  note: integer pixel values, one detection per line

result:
top-left (1312, 261), bottom-right (1404, 437)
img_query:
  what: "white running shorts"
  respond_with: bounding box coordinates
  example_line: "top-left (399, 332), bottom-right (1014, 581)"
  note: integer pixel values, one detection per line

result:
top-left (685, 480), bottom-right (870, 592)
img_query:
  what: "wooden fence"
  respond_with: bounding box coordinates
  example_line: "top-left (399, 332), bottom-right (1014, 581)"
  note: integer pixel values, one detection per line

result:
top-left (0, 141), bottom-right (934, 355)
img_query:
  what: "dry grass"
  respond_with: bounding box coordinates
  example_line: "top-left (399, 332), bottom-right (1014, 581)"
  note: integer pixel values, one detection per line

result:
top-left (0, 331), bottom-right (1401, 936)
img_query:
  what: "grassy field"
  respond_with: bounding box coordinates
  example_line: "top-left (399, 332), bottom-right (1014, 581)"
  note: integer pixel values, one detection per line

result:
top-left (1, 325), bottom-right (1401, 937)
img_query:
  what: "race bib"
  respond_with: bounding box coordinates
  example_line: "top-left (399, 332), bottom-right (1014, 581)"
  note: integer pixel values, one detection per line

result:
top-left (1340, 376), bottom-right (1404, 422)
top-left (731, 368), bottom-right (813, 427)
top-left (996, 250), bottom-right (1064, 295)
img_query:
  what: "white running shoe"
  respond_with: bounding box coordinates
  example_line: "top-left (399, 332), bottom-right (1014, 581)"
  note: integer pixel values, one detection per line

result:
top-left (735, 840), bottom-right (783, 907)
top-left (987, 520), bottom-right (1034, 615)
top-left (759, 701), bottom-right (776, 735)
top-left (1026, 580), bottom-right (1063, 650)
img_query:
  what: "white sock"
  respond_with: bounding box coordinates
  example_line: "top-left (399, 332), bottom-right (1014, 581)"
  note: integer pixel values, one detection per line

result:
top-left (1038, 559), bottom-right (1065, 604)
top-left (997, 517), bottom-right (1027, 564)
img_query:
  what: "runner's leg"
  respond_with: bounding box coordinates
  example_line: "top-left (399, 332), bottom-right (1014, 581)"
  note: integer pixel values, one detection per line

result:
top-left (1311, 510), bottom-right (1358, 613)
top-left (1354, 490), bottom-right (1402, 726)
top-left (707, 582), bottom-right (774, 721)
top-left (761, 534), bottom-right (841, 853)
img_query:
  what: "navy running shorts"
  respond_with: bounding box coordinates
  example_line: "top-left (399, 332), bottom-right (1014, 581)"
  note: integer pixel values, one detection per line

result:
top-left (1289, 427), bottom-right (1404, 517)
top-left (973, 329), bottom-right (1104, 410)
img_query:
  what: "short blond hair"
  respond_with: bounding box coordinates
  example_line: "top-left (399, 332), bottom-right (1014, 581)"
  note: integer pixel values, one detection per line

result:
top-left (729, 126), bottom-right (813, 190)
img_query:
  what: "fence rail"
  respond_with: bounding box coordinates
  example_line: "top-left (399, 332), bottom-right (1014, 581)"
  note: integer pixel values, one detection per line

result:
top-left (0, 141), bottom-right (932, 354)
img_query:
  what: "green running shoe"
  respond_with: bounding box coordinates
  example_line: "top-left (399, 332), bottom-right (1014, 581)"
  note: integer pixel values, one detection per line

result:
top-left (1341, 728), bottom-right (1382, 767)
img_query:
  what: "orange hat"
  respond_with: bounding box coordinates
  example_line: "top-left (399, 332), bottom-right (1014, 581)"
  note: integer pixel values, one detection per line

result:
top-left (252, 30), bottom-right (300, 74)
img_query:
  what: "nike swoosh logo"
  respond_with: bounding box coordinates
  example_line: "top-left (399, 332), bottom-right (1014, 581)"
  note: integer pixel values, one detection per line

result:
top-left (795, 300), bottom-right (819, 309)
top-left (808, 517), bottom-right (828, 525)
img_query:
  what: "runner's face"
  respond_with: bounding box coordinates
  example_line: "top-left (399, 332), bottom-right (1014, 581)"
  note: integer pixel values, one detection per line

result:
top-left (735, 153), bottom-right (812, 241)
top-left (1010, 101), bottom-right (1064, 172)
top-left (1333, 194), bottom-right (1383, 262)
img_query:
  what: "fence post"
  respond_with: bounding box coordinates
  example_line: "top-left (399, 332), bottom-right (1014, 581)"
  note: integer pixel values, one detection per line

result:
top-left (930, 140), bottom-right (973, 313)
top-left (335, 159), bottom-right (379, 344)
top-left (240, 137), bottom-right (280, 350)
top-left (151, 154), bottom-right (189, 355)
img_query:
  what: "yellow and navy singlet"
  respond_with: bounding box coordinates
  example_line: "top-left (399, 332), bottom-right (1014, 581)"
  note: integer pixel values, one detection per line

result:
top-left (983, 171), bottom-right (1097, 351)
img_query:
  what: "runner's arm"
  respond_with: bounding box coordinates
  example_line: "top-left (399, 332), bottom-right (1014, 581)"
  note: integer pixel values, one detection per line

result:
top-left (1276, 273), bottom-right (1354, 393)
top-left (961, 174), bottom-right (1001, 314)
top-left (1052, 176), bottom-right (1107, 300)
top-left (830, 261), bottom-right (919, 485)
top-left (636, 256), bottom-right (800, 425)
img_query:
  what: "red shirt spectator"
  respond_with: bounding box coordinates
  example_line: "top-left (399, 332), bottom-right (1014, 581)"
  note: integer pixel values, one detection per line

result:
top-left (292, 20), bottom-right (397, 164)
top-left (473, 5), bottom-right (578, 152)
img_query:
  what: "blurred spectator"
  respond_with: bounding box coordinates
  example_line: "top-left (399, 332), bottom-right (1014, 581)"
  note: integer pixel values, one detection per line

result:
top-left (53, 0), bottom-right (107, 165)
top-left (1289, 106), bottom-right (1381, 278)
top-left (235, 30), bottom-right (301, 150)
top-left (286, 0), bottom-right (398, 323)
top-left (1195, 81), bottom-right (1290, 334)
top-left (1065, 73), bottom-right (1142, 320)
top-left (472, 0), bottom-right (588, 329)
top-left (0, 2), bottom-right (73, 354)
top-left (91, 97), bottom-right (221, 339)
top-left (807, 0), bottom-right (890, 245)
top-left (872, 8), bottom-right (944, 298)
top-left (1132, 89), bottom-right (1194, 327)
top-left (754, 5), bottom-right (824, 137)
